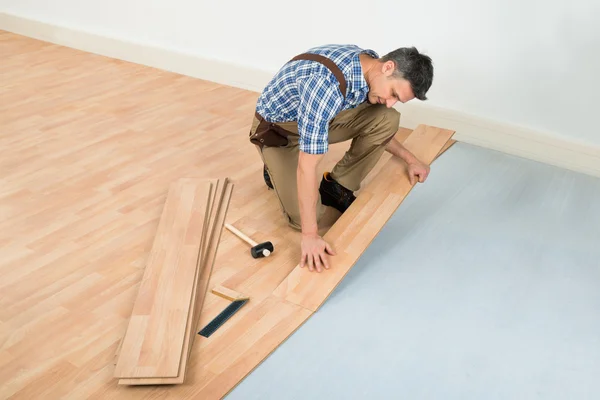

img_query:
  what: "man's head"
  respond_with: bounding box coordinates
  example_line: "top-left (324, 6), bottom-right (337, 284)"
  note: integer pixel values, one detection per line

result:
top-left (363, 47), bottom-right (433, 108)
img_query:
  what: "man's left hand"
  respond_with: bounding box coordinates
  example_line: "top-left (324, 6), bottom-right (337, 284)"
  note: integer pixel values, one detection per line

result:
top-left (407, 160), bottom-right (430, 185)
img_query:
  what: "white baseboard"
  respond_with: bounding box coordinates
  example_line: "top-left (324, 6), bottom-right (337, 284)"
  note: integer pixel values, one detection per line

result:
top-left (2, 11), bottom-right (600, 178)
top-left (394, 102), bottom-right (600, 178)
top-left (0, 12), bottom-right (274, 93)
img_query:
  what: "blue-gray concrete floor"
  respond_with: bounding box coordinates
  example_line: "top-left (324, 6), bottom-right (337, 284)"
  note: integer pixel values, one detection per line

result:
top-left (227, 142), bottom-right (600, 400)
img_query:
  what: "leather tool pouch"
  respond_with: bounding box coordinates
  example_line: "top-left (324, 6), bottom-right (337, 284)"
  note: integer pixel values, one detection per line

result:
top-left (250, 114), bottom-right (290, 148)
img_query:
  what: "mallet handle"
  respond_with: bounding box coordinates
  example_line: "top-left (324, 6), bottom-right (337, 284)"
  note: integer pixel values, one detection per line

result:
top-left (224, 223), bottom-right (258, 247)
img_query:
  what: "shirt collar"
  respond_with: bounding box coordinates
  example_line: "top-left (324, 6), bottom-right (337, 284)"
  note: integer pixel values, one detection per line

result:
top-left (351, 49), bottom-right (379, 93)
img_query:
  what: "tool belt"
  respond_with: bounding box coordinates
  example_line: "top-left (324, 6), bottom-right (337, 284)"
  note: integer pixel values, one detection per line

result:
top-left (250, 112), bottom-right (290, 147)
top-left (250, 52), bottom-right (348, 149)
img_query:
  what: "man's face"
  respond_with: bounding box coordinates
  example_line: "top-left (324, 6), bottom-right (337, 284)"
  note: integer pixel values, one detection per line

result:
top-left (367, 60), bottom-right (415, 108)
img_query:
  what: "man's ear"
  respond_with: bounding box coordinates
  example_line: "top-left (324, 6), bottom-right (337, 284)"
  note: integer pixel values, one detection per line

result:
top-left (382, 60), bottom-right (396, 76)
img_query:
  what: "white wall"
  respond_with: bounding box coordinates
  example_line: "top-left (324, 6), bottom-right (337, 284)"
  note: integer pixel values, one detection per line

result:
top-left (1, 0), bottom-right (599, 147)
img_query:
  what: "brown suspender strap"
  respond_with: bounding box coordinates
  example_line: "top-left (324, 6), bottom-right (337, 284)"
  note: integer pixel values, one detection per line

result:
top-left (250, 53), bottom-right (348, 149)
top-left (289, 53), bottom-right (347, 100)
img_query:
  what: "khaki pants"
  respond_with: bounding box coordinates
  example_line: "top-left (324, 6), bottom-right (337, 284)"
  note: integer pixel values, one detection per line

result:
top-left (250, 101), bottom-right (400, 230)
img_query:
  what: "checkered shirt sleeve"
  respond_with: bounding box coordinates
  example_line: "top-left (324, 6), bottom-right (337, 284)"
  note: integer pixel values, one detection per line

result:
top-left (296, 75), bottom-right (344, 154)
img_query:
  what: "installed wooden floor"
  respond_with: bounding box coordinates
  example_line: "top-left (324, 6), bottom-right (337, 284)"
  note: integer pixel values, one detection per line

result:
top-left (0, 31), bottom-right (453, 399)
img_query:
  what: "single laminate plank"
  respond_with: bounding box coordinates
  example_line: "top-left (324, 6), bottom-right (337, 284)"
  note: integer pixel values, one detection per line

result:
top-left (211, 285), bottom-right (248, 301)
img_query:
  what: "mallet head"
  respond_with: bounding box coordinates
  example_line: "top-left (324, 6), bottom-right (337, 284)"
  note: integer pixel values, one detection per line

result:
top-left (251, 241), bottom-right (274, 258)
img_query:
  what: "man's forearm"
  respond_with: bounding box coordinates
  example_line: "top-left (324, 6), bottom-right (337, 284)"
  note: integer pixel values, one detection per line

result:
top-left (385, 137), bottom-right (418, 164)
top-left (297, 151), bottom-right (323, 236)
top-left (297, 165), bottom-right (319, 235)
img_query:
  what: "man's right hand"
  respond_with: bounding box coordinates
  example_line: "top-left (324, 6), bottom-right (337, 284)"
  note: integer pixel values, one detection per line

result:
top-left (300, 233), bottom-right (336, 272)
top-left (296, 150), bottom-right (335, 272)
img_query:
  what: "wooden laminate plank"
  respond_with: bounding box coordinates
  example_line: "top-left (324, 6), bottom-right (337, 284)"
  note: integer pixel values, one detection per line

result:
top-left (272, 125), bottom-right (455, 311)
top-left (198, 179), bottom-right (221, 271)
top-left (112, 179), bottom-right (221, 368)
top-left (436, 138), bottom-right (456, 160)
top-left (118, 180), bottom-right (234, 384)
top-left (211, 285), bottom-right (248, 301)
top-left (113, 178), bottom-right (212, 378)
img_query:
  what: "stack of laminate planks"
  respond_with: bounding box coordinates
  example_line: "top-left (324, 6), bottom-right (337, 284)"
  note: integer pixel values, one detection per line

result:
top-left (113, 177), bottom-right (233, 385)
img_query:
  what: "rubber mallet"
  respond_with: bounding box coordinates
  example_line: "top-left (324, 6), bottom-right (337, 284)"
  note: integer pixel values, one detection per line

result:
top-left (224, 223), bottom-right (274, 258)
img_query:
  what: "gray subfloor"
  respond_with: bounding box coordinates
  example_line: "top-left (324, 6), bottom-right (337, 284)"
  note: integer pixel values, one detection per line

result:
top-left (227, 142), bottom-right (600, 400)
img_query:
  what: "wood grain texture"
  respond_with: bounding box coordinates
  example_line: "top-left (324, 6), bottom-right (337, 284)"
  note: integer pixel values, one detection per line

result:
top-left (211, 285), bottom-right (248, 301)
top-left (0, 30), bottom-right (457, 399)
top-left (272, 125), bottom-right (455, 311)
top-left (117, 180), bottom-right (234, 385)
top-left (113, 179), bottom-right (211, 378)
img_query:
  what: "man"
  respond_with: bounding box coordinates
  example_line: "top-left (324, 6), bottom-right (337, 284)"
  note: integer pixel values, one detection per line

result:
top-left (248, 44), bottom-right (434, 273)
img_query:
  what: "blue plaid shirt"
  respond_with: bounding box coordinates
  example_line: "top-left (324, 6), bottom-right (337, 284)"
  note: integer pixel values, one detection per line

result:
top-left (256, 44), bottom-right (379, 154)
